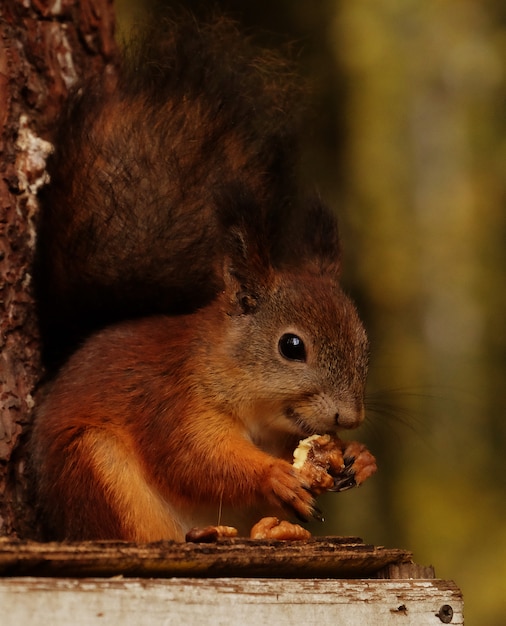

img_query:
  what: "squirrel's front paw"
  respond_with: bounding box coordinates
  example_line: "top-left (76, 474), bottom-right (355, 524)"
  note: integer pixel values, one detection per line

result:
top-left (337, 440), bottom-right (377, 490)
top-left (262, 461), bottom-right (321, 522)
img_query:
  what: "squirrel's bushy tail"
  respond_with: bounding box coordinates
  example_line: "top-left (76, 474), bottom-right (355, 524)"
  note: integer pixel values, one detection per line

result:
top-left (34, 12), bottom-right (326, 372)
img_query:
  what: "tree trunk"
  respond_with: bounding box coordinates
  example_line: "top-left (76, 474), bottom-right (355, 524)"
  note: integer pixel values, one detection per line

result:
top-left (0, 0), bottom-right (116, 537)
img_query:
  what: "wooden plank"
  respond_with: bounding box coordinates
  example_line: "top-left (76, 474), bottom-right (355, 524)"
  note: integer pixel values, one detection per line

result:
top-left (0, 577), bottom-right (464, 625)
top-left (0, 537), bottom-right (414, 578)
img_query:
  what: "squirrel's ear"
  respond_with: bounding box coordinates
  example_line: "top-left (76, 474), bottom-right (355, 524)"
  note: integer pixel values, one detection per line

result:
top-left (222, 231), bottom-right (271, 315)
top-left (217, 185), bottom-right (274, 315)
top-left (287, 195), bottom-right (342, 277)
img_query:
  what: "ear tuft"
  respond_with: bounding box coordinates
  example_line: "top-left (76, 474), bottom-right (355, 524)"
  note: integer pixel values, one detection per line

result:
top-left (217, 183), bottom-right (274, 314)
top-left (280, 195), bottom-right (341, 277)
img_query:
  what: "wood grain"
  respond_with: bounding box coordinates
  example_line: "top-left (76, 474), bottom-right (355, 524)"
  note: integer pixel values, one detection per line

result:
top-left (0, 577), bottom-right (464, 626)
top-left (0, 537), bottom-right (414, 578)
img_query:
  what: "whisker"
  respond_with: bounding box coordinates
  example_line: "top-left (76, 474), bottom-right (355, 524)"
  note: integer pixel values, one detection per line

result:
top-left (359, 385), bottom-right (454, 447)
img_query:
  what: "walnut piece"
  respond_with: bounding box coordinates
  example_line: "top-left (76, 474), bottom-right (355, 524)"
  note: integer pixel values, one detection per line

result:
top-left (250, 516), bottom-right (311, 540)
top-left (185, 525), bottom-right (238, 542)
top-left (293, 434), bottom-right (377, 494)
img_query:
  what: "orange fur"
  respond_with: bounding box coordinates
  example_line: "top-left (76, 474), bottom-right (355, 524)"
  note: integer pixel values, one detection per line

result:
top-left (31, 14), bottom-right (374, 541)
top-left (32, 267), bottom-right (370, 541)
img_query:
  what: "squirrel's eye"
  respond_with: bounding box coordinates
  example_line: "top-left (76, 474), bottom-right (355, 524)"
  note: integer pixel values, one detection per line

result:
top-left (278, 333), bottom-right (306, 362)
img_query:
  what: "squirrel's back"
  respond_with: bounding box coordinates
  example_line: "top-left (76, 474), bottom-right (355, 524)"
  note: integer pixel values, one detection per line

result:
top-left (35, 13), bottom-right (306, 370)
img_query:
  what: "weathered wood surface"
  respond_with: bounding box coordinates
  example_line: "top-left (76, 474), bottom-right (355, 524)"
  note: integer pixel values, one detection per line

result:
top-left (0, 537), bottom-right (415, 578)
top-left (0, 538), bottom-right (463, 624)
top-left (0, 577), bottom-right (464, 625)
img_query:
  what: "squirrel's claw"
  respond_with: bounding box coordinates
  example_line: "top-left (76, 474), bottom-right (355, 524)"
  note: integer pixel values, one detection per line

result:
top-left (331, 473), bottom-right (357, 493)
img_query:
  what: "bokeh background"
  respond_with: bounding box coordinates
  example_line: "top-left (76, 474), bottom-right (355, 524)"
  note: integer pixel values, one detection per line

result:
top-left (115, 1), bottom-right (506, 623)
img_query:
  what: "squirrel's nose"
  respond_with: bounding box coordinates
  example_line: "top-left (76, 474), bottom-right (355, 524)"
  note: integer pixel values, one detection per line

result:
top-left (335, 403), bottom-right (365, 429)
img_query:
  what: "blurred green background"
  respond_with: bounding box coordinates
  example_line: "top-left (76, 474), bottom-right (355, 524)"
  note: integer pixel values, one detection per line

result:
top-left (115, 1), bottom-right (506, 623)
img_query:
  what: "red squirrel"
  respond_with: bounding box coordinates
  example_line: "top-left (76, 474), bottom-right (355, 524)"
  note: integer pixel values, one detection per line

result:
top-left (31, 13), bottom-right (376, 542)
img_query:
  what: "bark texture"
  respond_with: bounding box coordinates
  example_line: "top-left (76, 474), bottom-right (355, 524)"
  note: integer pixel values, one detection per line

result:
top-left (0, 0), bottom-right (116, 537)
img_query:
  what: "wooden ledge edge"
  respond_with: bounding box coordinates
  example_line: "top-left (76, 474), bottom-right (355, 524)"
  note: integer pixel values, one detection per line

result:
top-left (0, 536), bottom-right (420, 579)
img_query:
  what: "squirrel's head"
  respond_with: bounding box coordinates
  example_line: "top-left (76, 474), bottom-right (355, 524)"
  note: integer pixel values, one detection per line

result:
top-left (210, 190), bottom-right (369, 440)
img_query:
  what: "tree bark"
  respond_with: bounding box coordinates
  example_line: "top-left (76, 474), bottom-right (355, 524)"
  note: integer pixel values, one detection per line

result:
top-left (0, 0), bottom-right (116, 537)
